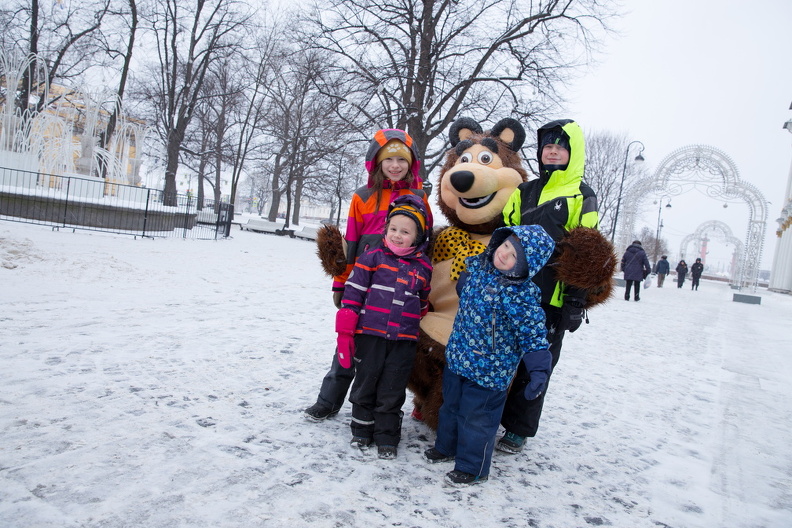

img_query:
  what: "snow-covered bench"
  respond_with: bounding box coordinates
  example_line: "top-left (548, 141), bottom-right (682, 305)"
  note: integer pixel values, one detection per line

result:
top-left (243, 219), bottom-right (283, 234)
top-left (196, 210), bottom-right (243, 229)
top-left (195, 210), bottom-right (217, 224)
top-left (295, 226), bottom-right (319, 241)
top-left (242, 219), bottom-right (297, 238)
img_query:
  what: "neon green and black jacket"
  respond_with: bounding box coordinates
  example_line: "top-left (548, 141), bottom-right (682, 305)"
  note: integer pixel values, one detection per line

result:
top-left (502, 119), bottom-right (599, 307)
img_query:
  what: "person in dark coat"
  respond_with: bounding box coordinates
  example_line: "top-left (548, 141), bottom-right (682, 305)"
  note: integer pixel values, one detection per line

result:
top-left (620, 240), bottom-right (651, 301)
top-left (690, 258), bottom-right (704, 290)
top-left (676, 260), bottom-right (688, 288)
top-left (655, 255), bottom-right (670, 287)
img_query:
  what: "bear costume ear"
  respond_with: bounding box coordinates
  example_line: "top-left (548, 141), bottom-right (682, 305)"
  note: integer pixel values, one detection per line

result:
top-left (449, 117), bottom-right (483, 147)
top-left (490, 118), bottom-right (526, 152)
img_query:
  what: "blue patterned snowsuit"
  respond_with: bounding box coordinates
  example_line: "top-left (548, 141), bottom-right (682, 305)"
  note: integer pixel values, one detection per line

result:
top-left (436, 225), bottom-right (554, 478)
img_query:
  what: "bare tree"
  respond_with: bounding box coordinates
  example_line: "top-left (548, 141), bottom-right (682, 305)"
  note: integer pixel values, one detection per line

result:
top-left (223, 29), bottom-right (283, 211)
top-left (259, 46), bottom-right (356, 225)
top-left (181, 98), bottom-right (214, 206)
top-left (138, 0), bottom-right (250, 205)
top-left (584, 131), bottom-right (649, 240)
top-left (301, 0), bottom-right (615, 174)
top-left (2, 0), bottom-right (110, 115)
top-left (97, 0), bottom-right (139, 178)
top-left (302, 146), bottom-right (361, 225)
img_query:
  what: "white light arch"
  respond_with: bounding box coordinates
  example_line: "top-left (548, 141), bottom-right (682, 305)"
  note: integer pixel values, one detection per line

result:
top-left (679, 220), bottom-right (744, 278)
top-left (617, 145), bottom-right (767, 290)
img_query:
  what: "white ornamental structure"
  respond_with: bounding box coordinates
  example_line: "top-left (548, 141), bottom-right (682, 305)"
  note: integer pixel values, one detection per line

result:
top-left (768, 105), bottom-right (792, 293)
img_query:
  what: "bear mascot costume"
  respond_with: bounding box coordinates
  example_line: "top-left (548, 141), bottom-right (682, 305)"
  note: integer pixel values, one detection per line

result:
top-left (316, 117), bottom-right (615, 430)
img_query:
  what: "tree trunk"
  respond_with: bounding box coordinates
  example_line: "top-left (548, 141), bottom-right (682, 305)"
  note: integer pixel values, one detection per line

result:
top-left (163, 131), bottom-right (182, 206)
top-left (17, 0), bottom-right (39, 116)
top-left (268, 189), bottom-right (281, 222)
top-left (99, 0), bottom-right (138, 179)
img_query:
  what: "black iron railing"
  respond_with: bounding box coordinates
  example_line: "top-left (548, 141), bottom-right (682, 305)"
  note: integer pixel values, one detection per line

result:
top-left (0, 166), bottom-right (235, 239)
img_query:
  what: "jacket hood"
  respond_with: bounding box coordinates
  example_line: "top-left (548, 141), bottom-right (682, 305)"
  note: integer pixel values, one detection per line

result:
top-left (486, 225), bottom-right (555, 280)
top-left (385, 193), bottom-right (432, 249)
top-left (364, 129), bottom-right (423, 190)
top-left (536, 119), bottom-right (585, 198)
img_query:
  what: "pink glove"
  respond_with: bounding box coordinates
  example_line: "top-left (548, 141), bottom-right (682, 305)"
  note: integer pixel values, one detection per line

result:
top-left (335, 308), bottom-right (359, 368)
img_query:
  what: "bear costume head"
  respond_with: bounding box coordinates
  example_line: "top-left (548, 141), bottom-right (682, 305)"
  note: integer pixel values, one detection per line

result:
top-left (436, 117), bottom-right (528, 235)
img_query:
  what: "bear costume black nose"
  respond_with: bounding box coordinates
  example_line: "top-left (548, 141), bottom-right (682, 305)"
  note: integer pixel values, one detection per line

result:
top-left (450, 170), bottom-right (475, 193)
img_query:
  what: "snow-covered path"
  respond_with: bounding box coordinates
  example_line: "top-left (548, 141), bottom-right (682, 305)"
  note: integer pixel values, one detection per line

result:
top-left (1, 223), bottom-right (790, 527)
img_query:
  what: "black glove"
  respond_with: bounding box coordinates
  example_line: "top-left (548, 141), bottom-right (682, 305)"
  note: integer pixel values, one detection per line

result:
top-left (332, 291), bottom-right (343, 309)
top-left (560, 298), bottom-right (585, 333)
top-left (643, 269), bottom-right (650, 279)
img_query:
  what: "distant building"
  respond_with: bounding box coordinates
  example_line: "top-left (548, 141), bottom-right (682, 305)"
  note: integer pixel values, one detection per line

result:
top-left (769, 104), bottom-right (792, 293)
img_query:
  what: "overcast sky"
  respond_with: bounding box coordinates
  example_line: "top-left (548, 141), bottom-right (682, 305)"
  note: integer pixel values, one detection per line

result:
top-left (564, 0), bottom-right (792, 270)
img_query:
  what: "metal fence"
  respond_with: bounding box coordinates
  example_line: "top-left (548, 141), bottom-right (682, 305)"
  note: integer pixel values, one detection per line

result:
top-left (0, 166), bottom-right (234, 239)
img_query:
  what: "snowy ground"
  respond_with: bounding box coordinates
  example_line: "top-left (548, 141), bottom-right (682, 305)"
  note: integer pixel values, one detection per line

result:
top-left (1, 222), bottom-right (791, 528)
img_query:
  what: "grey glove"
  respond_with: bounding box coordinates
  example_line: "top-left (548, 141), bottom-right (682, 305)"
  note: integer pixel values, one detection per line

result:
top-left (332, 291), bottom-right (343, 309)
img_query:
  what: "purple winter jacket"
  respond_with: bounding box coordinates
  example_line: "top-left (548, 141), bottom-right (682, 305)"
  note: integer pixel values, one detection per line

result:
top-left (621, 242), bottom-right (651, 281)
top-left (341, 195), bottom-right (433, 341)
top-left (341, 241), bottom-right (432, 341)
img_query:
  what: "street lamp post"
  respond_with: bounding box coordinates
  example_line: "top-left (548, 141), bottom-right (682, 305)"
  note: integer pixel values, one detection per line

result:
top-left (610, 141), bottom-right (646, 244)
top-left (654, 197), bottom-right (672, 268)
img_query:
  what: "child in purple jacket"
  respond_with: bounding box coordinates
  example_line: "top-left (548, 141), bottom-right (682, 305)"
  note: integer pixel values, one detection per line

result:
top-left (335, 194), bottom-right (433, 459)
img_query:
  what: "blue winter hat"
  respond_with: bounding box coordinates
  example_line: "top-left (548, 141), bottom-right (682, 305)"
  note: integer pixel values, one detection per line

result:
top-left (502, 234), bottom-right (528, 278)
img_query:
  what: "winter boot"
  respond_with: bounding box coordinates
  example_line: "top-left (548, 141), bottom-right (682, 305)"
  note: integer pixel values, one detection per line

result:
top-left (424, 447), bottom-right (455, 464)
top-left (304, 402), bottom-right (338, 422)
top-left (495, 431), bottom-right (525, 454)
top-left (350, 436), bottom-right (372, 449)
top-left (444, 470), bottom-right (488, 487)
top-left (377, 445), bottom-right (397, 459)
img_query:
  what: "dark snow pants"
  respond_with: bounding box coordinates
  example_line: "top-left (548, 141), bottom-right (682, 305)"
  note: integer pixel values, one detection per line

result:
top-left (435, 366), bottom-right (507, 478)
top-left (500, 308), bottom-right (565, 438)
top-left (349, 334), bottom-right (416, 446)
top-left (314, 349), bottom-right (356, 413)
top-left (624, 280), bottom-right (641, 300)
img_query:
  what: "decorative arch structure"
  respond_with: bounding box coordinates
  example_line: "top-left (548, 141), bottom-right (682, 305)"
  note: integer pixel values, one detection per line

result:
top-left (679, 220), bottom-right (744, 278)
top-left (617, 145), bottom-right (767, 290)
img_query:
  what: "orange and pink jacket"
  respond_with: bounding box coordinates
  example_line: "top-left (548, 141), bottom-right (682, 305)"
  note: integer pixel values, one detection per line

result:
top-left (332, 129), bottom-right (434, 291)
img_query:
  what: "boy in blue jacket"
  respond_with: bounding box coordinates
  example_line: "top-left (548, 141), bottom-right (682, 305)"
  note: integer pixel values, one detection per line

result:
top-left (424, 225), bottom-right (555, 486)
